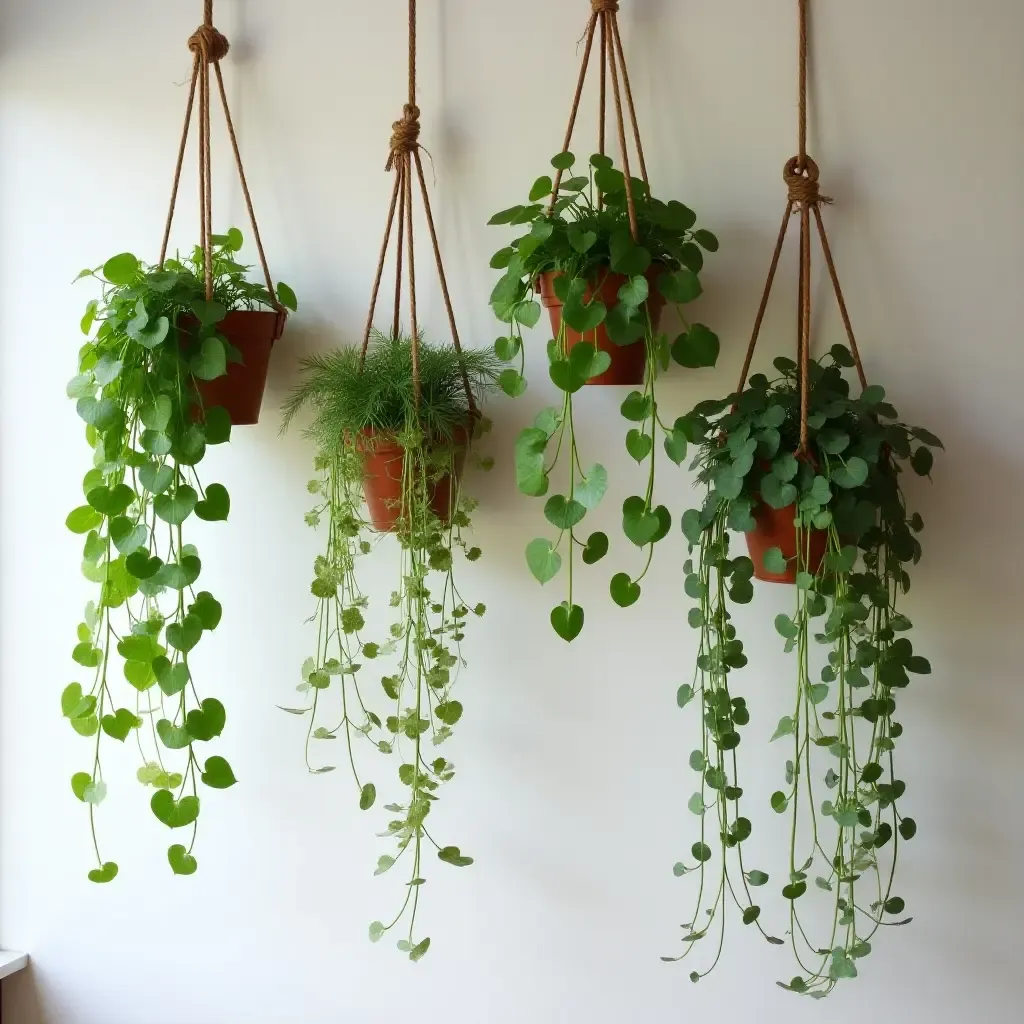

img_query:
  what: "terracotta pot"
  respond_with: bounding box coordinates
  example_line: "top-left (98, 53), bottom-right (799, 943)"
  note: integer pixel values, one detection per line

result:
top-left (359, 426), bottom-right (469, 533)
top-left (179, 309), bottom-right (286, 426)
top-left (536, 265), bottom-right (666, 386)
top-left (745, 502), bottom-right (828, 584)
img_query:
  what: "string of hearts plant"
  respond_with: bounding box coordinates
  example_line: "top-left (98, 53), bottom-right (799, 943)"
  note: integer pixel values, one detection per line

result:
top-left (278, 0), bottom-right (493, 961)
top-left (667, 0), bottom-right (942, 995)
top-left (65, 233), bottom-right (295, 882)
top-left (489, 0), bottom-right (720, 642)
top-left (282, 333), bottom-right (498, 962)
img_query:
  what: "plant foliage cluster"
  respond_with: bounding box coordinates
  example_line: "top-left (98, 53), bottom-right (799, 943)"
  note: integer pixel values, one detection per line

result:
top-left (283, 332), bottom-right (498, 959)
top-left (489, 152), bottom-right (721, 640)
top-left (65, 230), bottom-right (295, 881)
top-left (668, 344), bottom-right (942, 995)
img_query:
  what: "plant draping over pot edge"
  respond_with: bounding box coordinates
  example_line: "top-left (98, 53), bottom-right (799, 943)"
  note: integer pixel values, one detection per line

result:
top-left (282, 333), bottom-right (498, 958)
top-left (65, 233), bottom-right (296, 882)
top-left (489, 1), bottom-right (721, 642)
top-left (279, 0), bottom-right (494, 961)
top-left (666, 0), bottom-right (943, 994)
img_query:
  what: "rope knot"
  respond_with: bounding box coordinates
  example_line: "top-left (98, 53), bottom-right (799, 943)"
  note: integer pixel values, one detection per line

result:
top-left (188, 23), bottom-right (230, 64)
top-left (386, 104), bottom-right (421, 170)
top-left (784, 155), bottom-right (832, 208)
top-left (591, 0), bottom-right (620, 11)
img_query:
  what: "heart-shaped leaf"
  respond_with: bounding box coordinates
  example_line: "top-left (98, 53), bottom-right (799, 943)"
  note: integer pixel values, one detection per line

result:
top-left (438, 845), bottom-right (475, 868)
top-left (569, 341), bottom-right (612, 381)
top-left (155, 556), bottom-right (201, 591)
top-left (664, 428), bottom-right (689, 465)
top-left (581, 531), bottom-right (609, 565)
top-left (134, 315), bottom-right (170, 351)
top-left (544, 494), bottom-right (586, 530)
top-left (609, 232), bottom-right (652, 276)
top-left (549, 359), bottom-right (586, 394)
top-left (651, 505), bottom-right (673, 544)
top-left (622, 496), bottom-right (661, 547)
top-left (141, 430), bottom-right (173, 458)
top-left (499, 368), bottom-right (527, 397)
top-left (154, 486), bottom-right (198, 526)
top-left (574, 464), bottom-right (608, 511)
top-left (195, 483), bottom-right (230, 522)
top-left (103, 253), bottom-right (139, 285)
top-left (604, 302), bottom-right (646, 346)
top-left (109, 517), bottom-right (148, 555)
top-left (76, 396), bottom-right (120, 430)
top-left (202, 406), bottom-right (232, 445)
top-left (832, 456), bottom-right (869, 489)
top-left (568, 226), bottom-right (598, 253)
top-left (620, 391), bottom-right (652, 422)
top-left (515, 427), bottom-right (550, 496)
top-left (168, 844), bottom-right (198, 876)
top-left (87, 861), bottom-right (119, 884)
top-left (550, 602), bottom-right (584, 642)
top-left (154, 657), bottom-right (190, 696)
top-left (190, 299), bottom-right (227, 326)
top-left (66, 505), bottom-right (103, 534)
top-left (761, 473), bottom-right (798, 510)
top-left (526, 539), bottom-right (562, 584)
top-left (658, 269), bottom-right (702, 304)
top-left (763, 547), bottom-right (789, 575)
top-left (125, 551), bottom-right (163, 580)
top-left (626, 429), bottom-right (653, 462)
top-left (61, 683), bottom-right (94, 720)
top-left (92, 353), bottom-right (123, 386)
top-left (618, 275), bottom-right (649, 310)
top-left (189, 592), bottom-right (223, 631)
top-left (87, 484), bottom-right (134, 518)
top-left (672, 324), bottom-right (720, 368)
top-left (201, 755), bottom-right (237, 790)
top-left (156, 718), bottom-right (192, 750)
top-left (101, 708), bottom-right (140, 742)
top-left (151, 791), bottom-right (201, 829)
top-left (610, 573), bottom-right (641, 608)
top-left (166, 613), bottom-right (203, 653)
top-left (191, 336), bottom-right (227, 381)
top-left (141, 395), bottom-right (172, 432)
top-left (186, 698), bottom-right (226, 742)
top-left (562, 279), bottom-right (607, 334)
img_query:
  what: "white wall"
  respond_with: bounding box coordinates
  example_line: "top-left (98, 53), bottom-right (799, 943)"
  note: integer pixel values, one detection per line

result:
top-left (2, 1), bottom-right (1022, 1021)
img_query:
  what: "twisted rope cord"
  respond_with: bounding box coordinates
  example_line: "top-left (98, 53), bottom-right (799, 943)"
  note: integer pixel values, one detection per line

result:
top-left (358, 0), bottom-right (476, 417)
top-left (548, 3), bottom-right (648, 243)
top-left (159, 0), bottom-right (281, 312)
top-left (735, 0), bottom-right (867, 454)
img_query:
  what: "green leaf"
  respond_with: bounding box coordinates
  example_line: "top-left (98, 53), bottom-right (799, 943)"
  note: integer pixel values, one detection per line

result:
top-left (551, 151), bottom-right (575, 170)
top-left (409, 938), bottom-right (431, 963)
top-left (617, 276), bottom-right (649, 309)
top-left (529, 176), bottom-right (553, 202)
top-left (911, 447), bottom-right (934, 477)
top-left (693, 229), bottom-right (719, 252)
top-left (526, 538), bottom-right (562, 584)
top-left (762, 547), bottom-right (788, 575)
top-left (154, 658), bottom-right (190, 696)
top-left (775, 614), bottom-right (799, 640)
top-left (761, 473), bottom-right (798, 510)
top-left (61, 683), bottom-right (94, 720)
top-left (190, 592), bottom-right (222, 630)
top-left (168, 844), bottom-right (198, 876)
top-left (438, 845), bottom-right (475, 867)
top-left (203, 406), bottom-right (232, 445)
top-left (575, 464), bottom-right (608, 511)
top-left (676, 684), bottom-right (694, 709)
top-left (189, 299), bottom-right (227, 326)
top-left (550, 602), bottom-right (584, 642)
top-left (771, 716), bottom-right (795, 741)
top-left (436, 701), bottom-right (464, 725)
top-left (562, 289), bottom-right (607, 335)
top-left (544, 494), bottom-right (587, 530)
top-left (87, 862), bottom-right (119, 884)
top-left (692, 843), bottom-right (712, 863)
top-left (110, 517), bottom-right (148, 555)
top-left (201, 755), bottom-right (237, 790)
top-left (658, 269), bottom-right (702, 304)
top-left (620, 391), bottom-right (651, 423)
top-left (277, 282), bottom-right (298, 312)
top-left (581, 531), bottom-right (609, 565)
top-left (672, 324), bottom-right (720, 369)
top-left (154, 486), bottom-right (198, 526)
top-left (102, 253), bottom-right (139, 285)
top-left (609, 573), bottom-right (641, 608)
top-left (747, 870), bottom-right (769, 887)
top-left (166, 614), bottom-right (203, 653)
top-left (569, 341), bottom-right (611, 381)
top-left (664, 428), bottom-right (688, 466)
top-left (195, 483), bottom-right (230, 522)
top-left (742, 906), bottom-right (761, 925)
top-left (101, 708), bottom-right (140, 742)
top-left (138, 463), bottom-right (174, 496)
top-left (359, 783), bottom-right (376, 810)
top-left (609, 231), bottom-right (651, 276)
top-left (515, 300), bottom-right (541, 329)
top-left (498, 369), bottom-right (526, 400)
top-left (622, 496), bottom-right (660, 547)
top-left (141, 395), bottom-right (172, 432)
top-left (66, 505), bottom-right (103, 534)
top-left (832, 457), bottom-right (869, 489)
top-left (625, 429), bottom-right (653, 463)
top-left (191, 336), bottom-right (227, 381)
top-left (186, 698), bottom-right (226, 742)
top-left (568, 226), bottom-right (598, 253)
top-left (151, 791), bottom-right (200, 829)
top-left (87, 484), bottom-right (134, 517)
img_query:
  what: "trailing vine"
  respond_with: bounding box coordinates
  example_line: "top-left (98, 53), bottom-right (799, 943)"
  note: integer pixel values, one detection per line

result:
top-left (65, 232), bottom-right (295, 880)
top-left (670, 346), bottom-right (942, 994)
top-left (282, 333), bottom-right (498, 958)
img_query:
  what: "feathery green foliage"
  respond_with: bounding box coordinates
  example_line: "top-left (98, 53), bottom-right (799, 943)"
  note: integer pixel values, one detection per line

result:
top-left (282, 331), bottom-right (500, 450)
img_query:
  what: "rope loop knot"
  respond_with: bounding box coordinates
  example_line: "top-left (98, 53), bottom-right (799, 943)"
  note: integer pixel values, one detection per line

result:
top-left (386, 104), bottom-right (421, 170)
top-left (591, 0), bottom-right (619, 12)
top-left (784, 155), bottom-right (832, 208)
top-left (188, 23), bottom-right (230, 63)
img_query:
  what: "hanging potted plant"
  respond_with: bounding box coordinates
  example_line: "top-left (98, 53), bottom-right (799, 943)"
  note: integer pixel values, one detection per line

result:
top-left (669, 344), bottom-right (942, 993)
top-left (280, 0), bottom-right (495, 960)
top-left (65, 232), bottom-right (295, 882)
top-left (281, 331), bottom-right (498, 959)
top-left (488, 2), bottom-right (721, 641)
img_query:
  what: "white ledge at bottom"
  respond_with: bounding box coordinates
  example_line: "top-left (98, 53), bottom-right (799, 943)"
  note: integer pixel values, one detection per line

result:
top-left (0, 950), bottom-right (28, 981)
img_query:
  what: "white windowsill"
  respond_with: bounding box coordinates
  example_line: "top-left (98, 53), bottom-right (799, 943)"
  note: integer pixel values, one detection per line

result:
top-left (0, 950), bottom-right (28, 981)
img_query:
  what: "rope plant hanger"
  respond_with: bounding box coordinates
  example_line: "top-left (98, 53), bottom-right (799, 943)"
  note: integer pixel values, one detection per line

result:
top-left (669, 0), bottom-right (943, 995)
top-left (63, 0), bottom-right (296, 884)
top-left (488, 0), bottom-right (722, 643)
top-left (280, 0), bottom-right (498, 963)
